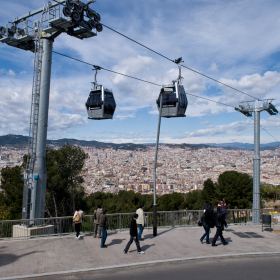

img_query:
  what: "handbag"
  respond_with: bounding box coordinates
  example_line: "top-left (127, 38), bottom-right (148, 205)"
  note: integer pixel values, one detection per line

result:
top-left (73, 212), bottom-right (80, 223)
top-left (198, 220), bottom-right (203, 226)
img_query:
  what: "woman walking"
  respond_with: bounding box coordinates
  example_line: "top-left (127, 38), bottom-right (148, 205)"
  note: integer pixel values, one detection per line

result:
top-left (73, 206), bottom-right (84, 239)
top-left (200, 209), bottom-right (212, 244)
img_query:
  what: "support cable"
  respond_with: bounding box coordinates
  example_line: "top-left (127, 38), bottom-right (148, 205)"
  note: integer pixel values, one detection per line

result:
top-left (52, 50), bottom-right (234, 107)
top-left (101, 24), bottom-right (259, 101)
top-left (52, 50), bottom-right (280, 144)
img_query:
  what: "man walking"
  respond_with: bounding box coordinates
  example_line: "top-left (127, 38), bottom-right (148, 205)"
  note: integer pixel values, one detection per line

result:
top-left (93, 205), bottom-right (102, 238)
top-left (136, 203), bottom-right (145, 241)
top-left (212, 204), bottom-right (228, 246)
top-left (124, 213), bottom-right (145, 254)
top-left (99, 209), bottom-right (108, 248)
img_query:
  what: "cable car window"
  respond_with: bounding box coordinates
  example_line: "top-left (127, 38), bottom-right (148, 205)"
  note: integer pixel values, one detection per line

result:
top-left (86, 91), bottom-right (102, 109)
top-left (104, 91), bottom-right (116, 115)
top-left (162, 92), bottom-right (177, 107)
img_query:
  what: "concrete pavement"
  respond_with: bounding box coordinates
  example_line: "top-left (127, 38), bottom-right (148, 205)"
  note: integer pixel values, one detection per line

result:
top-left (0, 225), bottom-right (280, 279)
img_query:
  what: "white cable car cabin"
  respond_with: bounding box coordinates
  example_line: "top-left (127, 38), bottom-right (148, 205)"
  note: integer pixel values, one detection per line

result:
top-left (156, 59), bottom-right (188, 118)
top-left (156, 83), bottom-right (188, 118)
top-left (85, 85), bottom-right (116, 120)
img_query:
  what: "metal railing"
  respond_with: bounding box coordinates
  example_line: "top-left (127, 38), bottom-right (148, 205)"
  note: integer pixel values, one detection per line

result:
top-left (0, 209), bottom-right (275, 240)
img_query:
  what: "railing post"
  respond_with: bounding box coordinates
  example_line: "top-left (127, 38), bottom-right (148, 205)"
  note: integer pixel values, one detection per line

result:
top-left (119, 214), bottom-right (122, 231)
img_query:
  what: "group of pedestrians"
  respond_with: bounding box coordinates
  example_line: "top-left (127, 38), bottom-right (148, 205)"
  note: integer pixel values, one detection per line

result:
top-left (200, 199), bottom-right (229, 246)
top-left (73, 203), bottom-right (146, 253)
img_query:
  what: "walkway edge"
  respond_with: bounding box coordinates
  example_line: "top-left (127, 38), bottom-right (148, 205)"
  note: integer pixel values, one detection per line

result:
top-left (1, 251), bottom-right (280, 280)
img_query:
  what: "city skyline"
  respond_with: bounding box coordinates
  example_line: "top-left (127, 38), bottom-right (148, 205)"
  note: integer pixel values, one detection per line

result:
top-left (1, 0), bottom-right (280, 145)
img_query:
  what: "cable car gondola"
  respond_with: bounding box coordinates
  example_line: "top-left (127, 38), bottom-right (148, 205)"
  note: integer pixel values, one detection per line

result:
top-left (85, 66), bottom-right (116, 120)
top-left (156, 58), bottom-right (188, 118)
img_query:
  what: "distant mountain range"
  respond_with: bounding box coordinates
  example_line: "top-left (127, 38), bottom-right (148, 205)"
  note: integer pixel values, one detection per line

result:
top-left (0, 134), bottom-right (279, 151)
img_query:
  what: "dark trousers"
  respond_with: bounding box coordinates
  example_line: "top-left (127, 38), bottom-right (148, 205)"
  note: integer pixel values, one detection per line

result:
top-left (75, 223), bottom-right (81, 238)
top-left (124, 236), bottom-right (141, 252)
top-left (100, 226), bottom-right (107, 247)
top-left (201, 225), bottom-right (210, 243)
top-left (212, 227), bottom-right (226, 245)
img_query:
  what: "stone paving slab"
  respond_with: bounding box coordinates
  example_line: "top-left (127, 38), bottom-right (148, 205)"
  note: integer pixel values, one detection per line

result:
top-left (0, 225), bottom-right (280, 279)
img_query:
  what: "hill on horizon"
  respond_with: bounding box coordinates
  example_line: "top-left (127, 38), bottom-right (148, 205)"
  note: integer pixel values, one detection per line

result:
top-left (0, 134), bottom-right (279, 151)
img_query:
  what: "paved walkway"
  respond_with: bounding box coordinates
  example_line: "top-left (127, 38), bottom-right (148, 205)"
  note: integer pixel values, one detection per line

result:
top-left (0, 225), bottom-right (280, 279)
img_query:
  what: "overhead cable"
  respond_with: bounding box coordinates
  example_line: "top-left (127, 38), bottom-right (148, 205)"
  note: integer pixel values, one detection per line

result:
top-left (52, 50), bottom-right (234, 108)
top-left (101, 23), bottom-right (259, 101)
top-left (53, 50), bottom-right (279, 145)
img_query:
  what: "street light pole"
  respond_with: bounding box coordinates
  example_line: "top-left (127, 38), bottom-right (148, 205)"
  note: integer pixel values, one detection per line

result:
top-left (153, 92), bottom-right (163, 237)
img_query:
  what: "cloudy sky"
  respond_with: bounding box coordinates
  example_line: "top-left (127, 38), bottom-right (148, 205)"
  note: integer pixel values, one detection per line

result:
top-left (1, 0), bottom-right (280, 144)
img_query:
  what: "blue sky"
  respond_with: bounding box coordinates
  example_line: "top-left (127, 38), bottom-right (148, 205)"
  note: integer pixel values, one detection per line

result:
top-left (0, 0), bottom-right (280, 144)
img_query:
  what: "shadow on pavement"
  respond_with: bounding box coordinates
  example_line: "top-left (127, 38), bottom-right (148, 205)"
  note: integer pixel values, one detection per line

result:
top-left (0, 251), bottom-right (40, 267)
top-left (144, 228), bottom-right (174, 239)
top-left (107, 239), bottom-right (126, 246)
top-left (130, 244), bottom-right (156, 253)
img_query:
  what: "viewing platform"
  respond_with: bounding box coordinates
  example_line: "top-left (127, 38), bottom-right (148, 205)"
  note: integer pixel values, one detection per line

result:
top-left (0, 224), bottom-right (280, 280)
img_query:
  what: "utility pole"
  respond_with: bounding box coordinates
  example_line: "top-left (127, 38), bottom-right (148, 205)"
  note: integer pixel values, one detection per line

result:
top-left (0, 0), bottom-right (103, 224)
top-left (235, 99), bottom-right (278, 224)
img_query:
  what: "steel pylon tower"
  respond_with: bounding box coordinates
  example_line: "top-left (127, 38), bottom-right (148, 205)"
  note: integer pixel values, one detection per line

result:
top-left (0, 0), bottom-right (103, 223)
top-left (235, 99), bottom-right (278, 224)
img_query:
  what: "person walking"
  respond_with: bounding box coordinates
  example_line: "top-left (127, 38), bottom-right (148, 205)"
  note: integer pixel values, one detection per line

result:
top-left (212, 204), bottom-right (228, 246)
top-left (200, 209), bottom-right (212, 244)
top-left (136, 203), bottom-right (146, 241)
top-left (99, 209), bottom-right (108, 248)
top-left (93, 205), bottom-right (102, 238)
top-left (73, 206), bottom-right (84, 239)
top-left (220, 198), bottom-right (227, 224)
top-left (124, 213), bottom-right (145, 254)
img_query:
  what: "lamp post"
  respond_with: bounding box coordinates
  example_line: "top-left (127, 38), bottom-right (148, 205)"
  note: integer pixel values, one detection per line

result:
top-left (153, 92), bottom-right (163, 236)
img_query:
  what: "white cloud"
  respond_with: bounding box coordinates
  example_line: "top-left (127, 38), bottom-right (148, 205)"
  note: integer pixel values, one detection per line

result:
top-left (209, 62), bottom-right (218, 72)
top-left (7, 69), bottom-right (15, 76)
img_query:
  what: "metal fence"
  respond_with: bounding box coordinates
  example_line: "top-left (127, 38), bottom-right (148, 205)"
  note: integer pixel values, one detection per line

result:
top-left (0, 209), bottom-right (275, 240)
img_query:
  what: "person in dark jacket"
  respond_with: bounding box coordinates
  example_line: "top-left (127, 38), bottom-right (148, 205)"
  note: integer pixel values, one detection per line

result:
top-left (200, 210), bottom-right (212, 244)
top-left (124, 214), bottom-right (145, 254)
top-left (99, 209), bottom-right (108, 248)
top-left (212, 204), bottom-right (228, 246)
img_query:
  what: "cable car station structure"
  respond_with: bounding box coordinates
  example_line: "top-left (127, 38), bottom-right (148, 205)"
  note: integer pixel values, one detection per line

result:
top-left (0, 0), bottom-right (104, 223)
top-left (235, 100), bottom-right (278, 224)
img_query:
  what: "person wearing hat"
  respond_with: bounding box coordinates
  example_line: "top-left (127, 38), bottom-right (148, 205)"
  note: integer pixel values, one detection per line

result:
top-left (211, 204), bottom-right (228, 246)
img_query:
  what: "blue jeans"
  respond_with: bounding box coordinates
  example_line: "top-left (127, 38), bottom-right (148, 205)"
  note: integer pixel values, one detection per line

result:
top-left (201, 225), bottom-right (210, 243)
top-left (138, 224), bottom-right (144, 239)
top-left (100, 226), bottom-right (107, 247)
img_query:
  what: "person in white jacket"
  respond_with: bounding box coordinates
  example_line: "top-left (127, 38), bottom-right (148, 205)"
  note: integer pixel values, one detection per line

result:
top-left (136, 203), bottom-right (146, 241)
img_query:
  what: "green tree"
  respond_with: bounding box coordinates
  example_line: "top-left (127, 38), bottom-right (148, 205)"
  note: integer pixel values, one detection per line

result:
top-left (158, 192), bottom-right (185, 211)
top-left (201, 178), bottom-right (219, 207)
top-left (45, 144), bottom-right (88, 217)
top-left (261, 184), bottom-right (280, 202)
top-left (0, 165), bottom-right (24, 220)
top-left (184, 190), bottom-right (203, 210)
top-left (216, 171), bottom-right (253, 209)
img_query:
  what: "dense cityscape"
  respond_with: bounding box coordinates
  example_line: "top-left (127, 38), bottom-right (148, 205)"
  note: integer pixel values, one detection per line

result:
top-left (1, 144), bottom-right (279, 195)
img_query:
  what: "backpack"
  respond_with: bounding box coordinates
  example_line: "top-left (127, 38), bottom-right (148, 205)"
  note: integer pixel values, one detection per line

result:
top-left (73, 211), bottom-right (80, 223)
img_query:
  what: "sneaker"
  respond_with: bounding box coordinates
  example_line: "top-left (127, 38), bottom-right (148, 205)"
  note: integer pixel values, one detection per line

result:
top-left (200, 239), bottom-right (203, 244)
top-left (138, 251), bottom-right (145, 254)
top-left (223, 242), bottom-right (229, 245)
top-left (101, 245), bottom-right (107, 248)
top-left (124, 251), bottom-right (129, 254)
top-left (78, 235), bottom-right (81, 239)
top-left (212, 244), bottom-right (218, 247)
